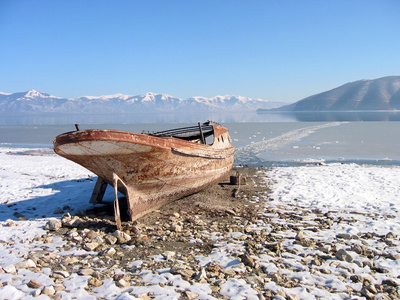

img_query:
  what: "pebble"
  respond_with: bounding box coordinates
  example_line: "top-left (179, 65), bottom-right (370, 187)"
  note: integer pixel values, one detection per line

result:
top-left (385, 232), bottom-right (397, 239)
top-left (113, 230), bottom-right (131, 244)
top-left (99, 247), bottom-right (116, 256)
top-left (53, 270), bottom-right (70, 278)
top-left (15, 259), bottom-right (36, 269)
top-left (104, 234), bottom-right (118, 245)
top-left (53, 284), bottom-right (66, 292)
top-left (184, 290), bottom-right (199, 300)
top-left (116, 279), bottom-right (130, 287)
top-left (54, 208), bottom-right (64, 214)
top-left (27, 279), bottom-right (42, 289)
top-left (45, 219), bottom-right (62, 231)
top-left (193, 268), bottom-right (207, 281)
top-left (239, 253), bottom-right (255, 267)
top-left (86, 230), bottom-right (99, 240)
top-left (83, 242), bottom-right (99, 251)
top-left (374, 294), bottom-right (392, 300)
top-left (382, 278), bottom-right (398, 287)
top-left (350, 274), bottom-right (363, 283)
top-left (42, 285), bottom-right (55, 296)
top-left (170, 264), bottom-right (195, 280)
top-left (162, 251), bottom-right (176, 260)
top-left (78, 269), bottom-right (94, 276)
top-left (87, 277), bottom-right (103, 287)
top-left (335, 248), bottom-right (354, 263)
top-left (3, 265), bottom-right (17, 274)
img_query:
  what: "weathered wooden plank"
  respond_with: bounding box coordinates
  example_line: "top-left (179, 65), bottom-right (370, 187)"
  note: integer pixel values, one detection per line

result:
top-left (89, 177), bottom-right (108, 203)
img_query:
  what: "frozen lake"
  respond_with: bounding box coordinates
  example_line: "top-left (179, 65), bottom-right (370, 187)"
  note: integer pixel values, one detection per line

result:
top-left (232, 122), bottom-right (400, 166)
top-left (1, 120), bottom-right (399, 166)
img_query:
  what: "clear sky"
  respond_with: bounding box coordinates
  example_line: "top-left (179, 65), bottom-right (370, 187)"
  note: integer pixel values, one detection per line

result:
top-left (0, 0), bottom-right (399, 102)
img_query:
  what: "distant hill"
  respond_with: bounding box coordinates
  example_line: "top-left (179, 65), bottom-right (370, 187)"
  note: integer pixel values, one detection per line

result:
top-left (0, 90), bottom-right (286, 114)
top-left (265, 76), bottom-right (400, 111)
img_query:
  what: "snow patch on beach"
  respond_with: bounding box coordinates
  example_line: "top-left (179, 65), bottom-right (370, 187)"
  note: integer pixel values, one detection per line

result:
top-left (267, 164), bottom-right (400, 232)
top-left (0, 147), bottom-right (96, 220)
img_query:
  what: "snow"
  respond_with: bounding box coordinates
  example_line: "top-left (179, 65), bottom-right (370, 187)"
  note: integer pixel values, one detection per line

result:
top-left (22, 90), bottom-right (60, 99)
top-left (78, 94), bottom-right (133, 101)
top-left (1, 89), bottom-right (286, 115)
top-left (25, 90), bottom-right (44, 98)
top-left (1, 146), bottom-right (400, 298)
top-left (266, 164), bottom-right (400, 251)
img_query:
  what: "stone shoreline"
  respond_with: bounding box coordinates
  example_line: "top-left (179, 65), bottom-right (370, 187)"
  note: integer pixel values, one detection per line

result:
top-left (1, 167), bottom-right (399, 299)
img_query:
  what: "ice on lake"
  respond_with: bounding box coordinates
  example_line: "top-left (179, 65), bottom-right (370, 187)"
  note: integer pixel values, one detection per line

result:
top-left (231, 122), bottom-right (400, 166)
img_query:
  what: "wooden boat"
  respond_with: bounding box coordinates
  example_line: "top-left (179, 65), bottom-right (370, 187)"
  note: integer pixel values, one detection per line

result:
top-left (53, 121), bottom-right (235, 223)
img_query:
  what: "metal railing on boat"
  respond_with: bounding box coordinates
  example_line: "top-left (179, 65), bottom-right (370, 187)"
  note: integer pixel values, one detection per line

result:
top-left (143, 122), bottom-right (214, 138)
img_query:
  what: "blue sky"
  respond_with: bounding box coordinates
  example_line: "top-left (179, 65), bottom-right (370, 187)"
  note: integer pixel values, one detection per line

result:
top-left (0, 0), bottom-right (399, 102)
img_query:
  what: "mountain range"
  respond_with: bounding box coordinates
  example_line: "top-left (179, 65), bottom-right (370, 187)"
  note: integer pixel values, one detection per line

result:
top-left (268, 76), bottom-right (400, 111)
top-left (2, 76), bottom-right (399, 115)
top-left (0, 90), bottom-right (285, 114)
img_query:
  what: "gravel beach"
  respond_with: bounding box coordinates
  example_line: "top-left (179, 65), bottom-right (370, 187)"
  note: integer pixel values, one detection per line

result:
top-left (1, 150), bottom-right (399, 299)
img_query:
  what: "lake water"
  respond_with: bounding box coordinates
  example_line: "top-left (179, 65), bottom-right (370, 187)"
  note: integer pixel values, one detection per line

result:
top-left (1, 111), bottom-right (400, 166)
top-left (2, 111), bottom-right (400, 125)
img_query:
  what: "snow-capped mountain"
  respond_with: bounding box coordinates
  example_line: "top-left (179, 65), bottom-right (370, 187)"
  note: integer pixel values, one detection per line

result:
top-left (0, 91), bottom-right (285, 114)
top-left (0, 90), bottom-right (68, 113)
top-left (270, 76), bottom-right (400, 111)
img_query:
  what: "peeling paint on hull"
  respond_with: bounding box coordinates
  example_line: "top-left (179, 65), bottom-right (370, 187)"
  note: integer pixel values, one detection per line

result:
top-left (53, 124), bottom-right (235, 220)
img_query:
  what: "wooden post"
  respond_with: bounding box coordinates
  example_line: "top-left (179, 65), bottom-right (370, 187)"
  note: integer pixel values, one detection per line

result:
top-left (113, 173), bottom-right (123, 231)
top-left (198, 122), bottom-right (205, 144)
top-left (89, 177), bottom-right (108, 203)
top-left (114, 198), bottom-right (122, 231)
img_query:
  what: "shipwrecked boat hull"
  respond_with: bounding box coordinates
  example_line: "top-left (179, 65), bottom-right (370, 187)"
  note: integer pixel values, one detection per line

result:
top-left (53, 123), bottom-right (234, 220)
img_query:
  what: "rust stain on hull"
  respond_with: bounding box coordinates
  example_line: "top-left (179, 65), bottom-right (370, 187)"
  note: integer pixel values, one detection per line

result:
top-left (53, 122), bottom-right (235, 221)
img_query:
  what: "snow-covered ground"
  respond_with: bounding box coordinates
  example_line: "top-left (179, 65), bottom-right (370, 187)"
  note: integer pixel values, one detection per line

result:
top-left (1, 146), bottom-right (400, 299)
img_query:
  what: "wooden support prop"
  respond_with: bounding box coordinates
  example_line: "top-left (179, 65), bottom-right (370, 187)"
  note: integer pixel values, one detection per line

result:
top-left (114, 198), bottom-right (122, 231)
top-left (230, 171), bottom-right (245, 198)
top-left (89, 177), bottom-right (108, 204)
top-left (230, 171), bottom-right (242, 185)
top-left (198, 122), bottom-right (206, 144)
top-left (112, 173), bottom-right (124, 231)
